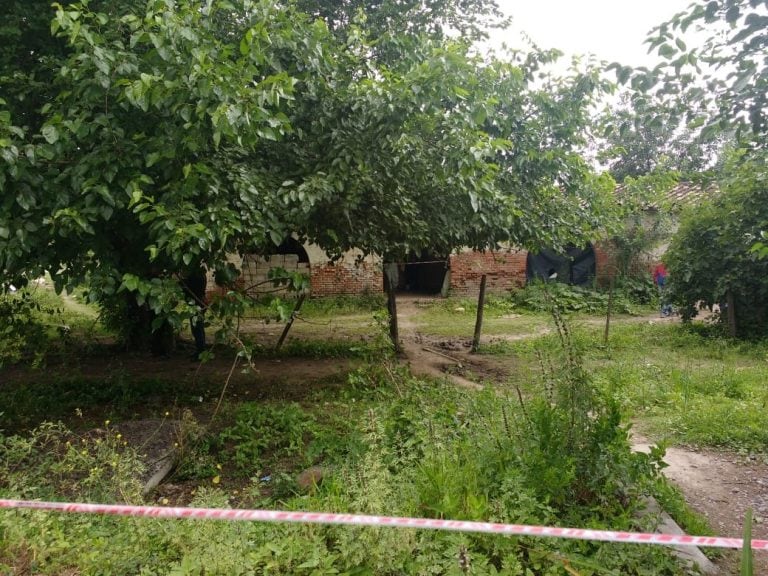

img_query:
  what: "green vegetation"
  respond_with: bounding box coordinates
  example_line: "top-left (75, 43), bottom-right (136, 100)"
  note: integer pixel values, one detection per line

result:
top-left (503, 320), bottom-right (768, 453)
top-left (3, 281), bottom-right (760, 574)
top-left (666, 150), bottom-right (768, 338)
top-left (409, 296), bottom-right (550, 338)
top-left (2, 351), bottom-right (684, 575)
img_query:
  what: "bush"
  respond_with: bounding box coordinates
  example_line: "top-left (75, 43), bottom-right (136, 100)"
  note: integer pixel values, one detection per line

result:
top-left (512, 280), bottom-right (636, 314)
top-left (0, 289), bottom-right (59, 366)
top-left (666, 149), bottom-right (768, 338)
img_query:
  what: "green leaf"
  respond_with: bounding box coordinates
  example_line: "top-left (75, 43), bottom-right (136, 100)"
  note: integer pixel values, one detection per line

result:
top-left (675, 38), bottom-right (687, 51)
top-left (146, 152), bottom-right (162, 167)
top-left (658, 44), bottom-right (677, 59)
top-left (41, 125), bottom-right (59, 144)
top-left (122, 274), bottom-right (140, 292)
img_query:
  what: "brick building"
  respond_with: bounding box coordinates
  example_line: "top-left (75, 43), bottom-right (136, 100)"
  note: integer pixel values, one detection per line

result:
top-left (223, 182), bottom-right (712, 298)
top-left (229, 242), bottom-right (613, 298)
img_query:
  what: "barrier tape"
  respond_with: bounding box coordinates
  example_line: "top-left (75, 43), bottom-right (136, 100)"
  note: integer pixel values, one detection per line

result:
top-left (1, 498), bottom-right (764, 550)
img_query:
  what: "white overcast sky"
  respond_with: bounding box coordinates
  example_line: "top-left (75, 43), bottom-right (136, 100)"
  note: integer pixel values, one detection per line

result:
top-left (489, 0), bottom-right (695, 68)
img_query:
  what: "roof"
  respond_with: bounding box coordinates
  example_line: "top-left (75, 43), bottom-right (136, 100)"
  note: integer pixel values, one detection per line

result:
top-left (615, 181), bottom-right (719, 211)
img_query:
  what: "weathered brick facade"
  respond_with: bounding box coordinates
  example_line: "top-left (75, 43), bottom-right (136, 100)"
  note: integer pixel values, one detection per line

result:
top-left (310, 260), bottom-right (383, 296)
top-left (447, 250), bottom-right (528, 296)
top-left (217, 244), bottom-right (614, 299)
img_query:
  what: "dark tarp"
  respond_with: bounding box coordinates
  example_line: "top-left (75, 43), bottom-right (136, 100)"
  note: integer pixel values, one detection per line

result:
top-left (526, 245), bottom-right (596, 286)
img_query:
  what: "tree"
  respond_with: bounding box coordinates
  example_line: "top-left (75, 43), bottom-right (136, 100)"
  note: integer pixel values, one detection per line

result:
top-left (618, 0), bottom-right (768, 146)
top-left (596, 92), bottom-right (723, 182)
top-left (2, 0), bottom-right (335, 347)
top-left (1, 0), bottom-right (619, 350)
top-left (666, 149), bottom-right (768, 337)
top-left (293, 0), bottom-right (509, 42)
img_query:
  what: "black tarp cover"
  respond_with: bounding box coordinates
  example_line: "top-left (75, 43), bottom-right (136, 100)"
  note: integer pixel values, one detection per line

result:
top-left (526, 245), bottom-right (596, 286)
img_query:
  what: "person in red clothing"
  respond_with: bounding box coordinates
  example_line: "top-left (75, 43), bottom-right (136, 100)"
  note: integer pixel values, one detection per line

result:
top-left (653, 263), bottom-right (672, 316)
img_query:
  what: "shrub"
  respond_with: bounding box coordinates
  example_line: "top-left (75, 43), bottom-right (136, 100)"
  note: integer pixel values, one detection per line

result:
top-left (666, 149), bottom-right (768, 338)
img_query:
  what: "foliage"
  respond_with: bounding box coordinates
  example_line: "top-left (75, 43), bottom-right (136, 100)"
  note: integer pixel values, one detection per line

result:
top-left (610, 171), bottom-right (679, 281)
top-left (615, 0), bottom-right (768, 147)
top-left (1, 304), bottom-right (691, 574)
top-left (0, 0), bottom-right (621, 352)
top-left (294, 0), bottom-right (509, 43)
top-left (596, 92), bottom-right (723, 182)
top-left (0, 421), bottom-right (145, 503)
top-left (512, 280), bottom-right (638, 315)
top-left (551, 320), bottom-right (768, 452)
top-left (0, 289), bottom-right (53, 367)
top-left (665, 149), bottom-right (768, 337)
top-left (218, 402), bottom-right (314, 475)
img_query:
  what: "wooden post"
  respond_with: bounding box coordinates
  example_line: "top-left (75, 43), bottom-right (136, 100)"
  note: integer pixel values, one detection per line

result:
top-left (385, 266), bottom-right (400, 353)
top-left (471, 275), bottom-right (487, 353)
top-left (603, 276), bottom-right (614, 346)
top-left (275, 293), bottom-right (306, 351)
top-left (726, 289), bottom-right (737, 338)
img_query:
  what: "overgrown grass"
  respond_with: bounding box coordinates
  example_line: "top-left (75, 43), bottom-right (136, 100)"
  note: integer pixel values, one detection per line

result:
top-left (0, 285), bottom-right (106, 367)
top-left (245, 293), bottom-right (386, 320)
top-left (1, 321), bottom-right (688, 575)
top-left (0, 383), bottom-right (683, 575)
top-left (500, 318), bottom-right (768, 452)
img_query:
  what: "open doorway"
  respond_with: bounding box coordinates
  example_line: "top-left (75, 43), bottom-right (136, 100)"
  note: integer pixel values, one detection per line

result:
top-left (261, 237), bottom-right (310, 263)
top-left (526, 244), bottom-right (596, 286)
top-left (386, 251), bottom-right (448, 295)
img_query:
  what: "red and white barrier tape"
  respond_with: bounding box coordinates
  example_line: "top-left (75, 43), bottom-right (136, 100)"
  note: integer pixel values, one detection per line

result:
top-left (1, 498), bottom-right (764, 550)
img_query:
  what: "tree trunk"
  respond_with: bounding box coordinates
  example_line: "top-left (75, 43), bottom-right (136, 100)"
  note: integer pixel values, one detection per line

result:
top-left (276, 294), bottom-right (306, 351)
top-left (384, 265), bottom-right (400, 353)
top-left (471, 275), bottom-right (487, 353)
top-left (726, 289), bottom-right (737, 338)
top-left (603, 277), bottom-right (614, 346)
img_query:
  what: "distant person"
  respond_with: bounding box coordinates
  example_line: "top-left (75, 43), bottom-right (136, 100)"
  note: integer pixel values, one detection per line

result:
top-left (653, 263), bottom-right (672, 317)
top-left (182, 265), bottom-right (207, 359)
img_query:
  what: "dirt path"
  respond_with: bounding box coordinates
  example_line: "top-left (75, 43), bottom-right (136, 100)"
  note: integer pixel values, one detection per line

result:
top-left (396, 297), bottom-right (489, 389)
top-left (635, 437), bottom-right (768, 574)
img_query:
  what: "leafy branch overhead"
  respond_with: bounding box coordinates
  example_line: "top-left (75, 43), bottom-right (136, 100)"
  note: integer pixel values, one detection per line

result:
top-left (610, 0), bottom-right (768, 145)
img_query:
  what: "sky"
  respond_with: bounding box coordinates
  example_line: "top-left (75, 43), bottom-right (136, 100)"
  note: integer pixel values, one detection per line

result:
top-left (489, 0), bottom-right (696, 68)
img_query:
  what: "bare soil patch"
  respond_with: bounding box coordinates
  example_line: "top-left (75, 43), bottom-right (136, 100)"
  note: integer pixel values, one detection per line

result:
top-left (635, 437), bottom-right (768, 574)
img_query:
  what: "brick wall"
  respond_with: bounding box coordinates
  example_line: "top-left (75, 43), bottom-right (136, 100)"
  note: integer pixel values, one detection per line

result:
top-left (310, 259), bottom-right (384, 296)
top-left (448, 250), bottom-right (528, 296)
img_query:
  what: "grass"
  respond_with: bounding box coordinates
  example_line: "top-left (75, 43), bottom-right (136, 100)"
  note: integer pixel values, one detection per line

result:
top-left (7, 285), bottom-right (768, 573)
top-left (495, 318), bottom-right (768, 452)
top-left (408, 296), bottom-right (551, 338)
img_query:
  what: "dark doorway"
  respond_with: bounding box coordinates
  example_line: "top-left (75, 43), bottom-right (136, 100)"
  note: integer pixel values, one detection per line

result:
top-left (526, 244), bottom-right (596, 286)
top-left (262, 237), bottom-right (310, 263)
top-left (386, 251), bottom-right (448, 294)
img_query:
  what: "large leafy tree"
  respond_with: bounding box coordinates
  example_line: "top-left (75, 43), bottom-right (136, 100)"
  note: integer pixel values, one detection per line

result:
top-left (666, 150), bottom-right (768, 337)
top-left (1, 0), bottom-right (618, 349)
top-left (2, 0), bottom-right (336, 346)
top-left (596, 92), bottom-right (723, 182)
